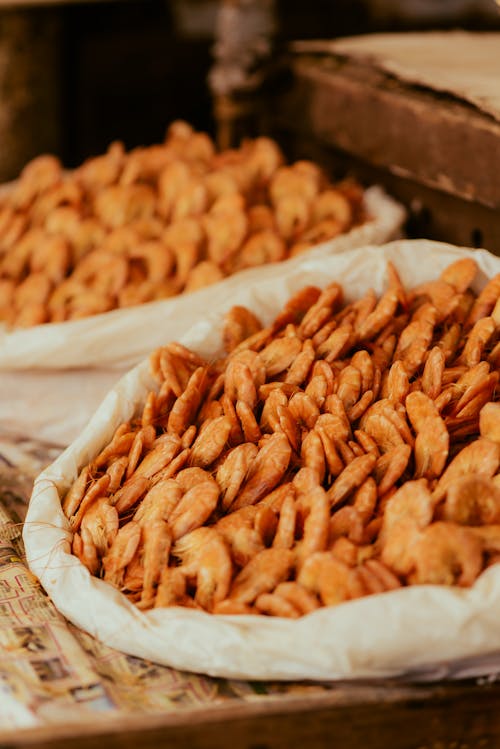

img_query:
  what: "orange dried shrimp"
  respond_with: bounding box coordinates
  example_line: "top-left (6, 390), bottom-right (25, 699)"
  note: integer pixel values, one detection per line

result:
top-left (0, 122), bottom-right (366, 328)
top-left (63, 256), bottom-right (500, 616)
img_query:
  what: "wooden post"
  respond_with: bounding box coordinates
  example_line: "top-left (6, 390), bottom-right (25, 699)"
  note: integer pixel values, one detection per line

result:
top-left (0, 6), bottom-right (62, 181)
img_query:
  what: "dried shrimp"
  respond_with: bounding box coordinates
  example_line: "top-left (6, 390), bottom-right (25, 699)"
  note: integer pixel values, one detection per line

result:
top-left (62, 256), bottom-right (500, 616)
top-left (0, 122), bottom-right (366, 328)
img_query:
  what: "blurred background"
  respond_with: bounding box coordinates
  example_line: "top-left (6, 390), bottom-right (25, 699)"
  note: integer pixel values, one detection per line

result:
top-left (1, 0), bottom-right (500, 180)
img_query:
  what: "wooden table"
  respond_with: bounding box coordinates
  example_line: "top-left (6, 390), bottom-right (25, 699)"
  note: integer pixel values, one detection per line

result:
top-left (1, 676), bottom-right (500, 749)
top-left (266, 35), bottom-right (500, 254)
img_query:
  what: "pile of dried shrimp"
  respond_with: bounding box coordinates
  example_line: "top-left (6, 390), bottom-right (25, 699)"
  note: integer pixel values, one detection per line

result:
top-left (64, 257), bottom-right (500, 617)
top-left (0, 121), bottom-right (365, 328)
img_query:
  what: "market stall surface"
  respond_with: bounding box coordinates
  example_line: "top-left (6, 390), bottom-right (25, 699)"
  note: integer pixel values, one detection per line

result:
top-left (1, 436), bottom-right (500, 749)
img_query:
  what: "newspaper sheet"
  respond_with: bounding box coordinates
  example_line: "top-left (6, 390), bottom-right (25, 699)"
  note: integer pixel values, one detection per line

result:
top-left (0, 437), bottom-right (335, 730)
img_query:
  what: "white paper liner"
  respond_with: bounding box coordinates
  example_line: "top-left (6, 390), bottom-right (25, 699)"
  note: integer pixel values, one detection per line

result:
top-left (0, 187), bottom-right (404, 447)
top-left (24, 239), bottom-right (500, 682)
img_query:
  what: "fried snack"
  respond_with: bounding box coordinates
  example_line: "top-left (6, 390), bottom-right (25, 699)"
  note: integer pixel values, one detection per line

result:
top-left (0, 122), bottom-right (366, 328)
top-left (62, 257), bottom-right (500, 615)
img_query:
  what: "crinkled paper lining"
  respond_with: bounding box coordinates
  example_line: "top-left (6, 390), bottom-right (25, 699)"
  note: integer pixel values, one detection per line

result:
top-left (23, 239), bottom-right (500, 682)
